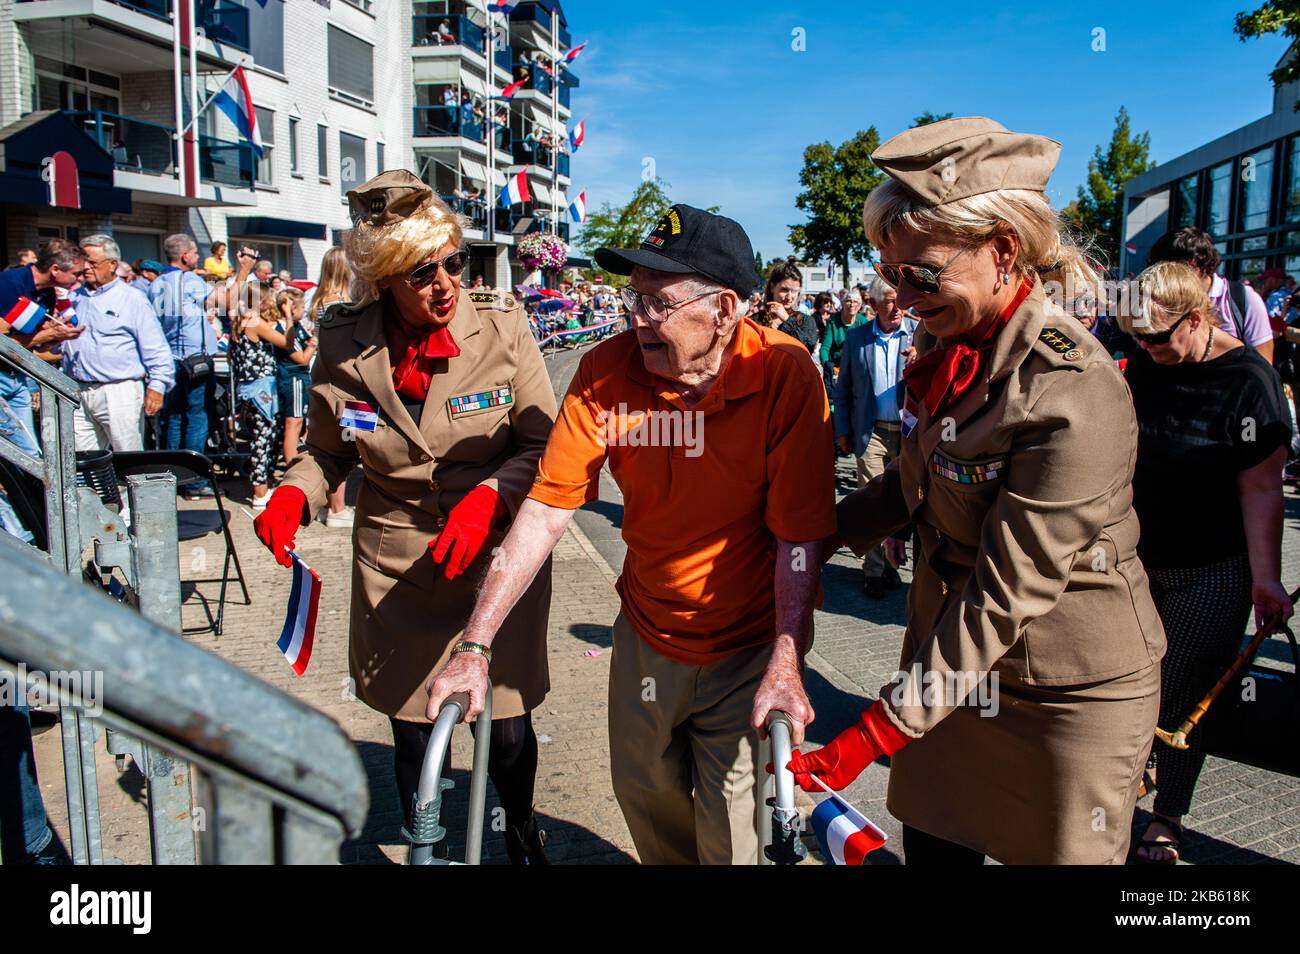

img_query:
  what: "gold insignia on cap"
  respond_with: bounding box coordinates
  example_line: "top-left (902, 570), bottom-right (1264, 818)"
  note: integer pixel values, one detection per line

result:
top-left (872, 117), bottom-right (1062, 207)
top-left (1038, 328), bottom-right (1079, 355)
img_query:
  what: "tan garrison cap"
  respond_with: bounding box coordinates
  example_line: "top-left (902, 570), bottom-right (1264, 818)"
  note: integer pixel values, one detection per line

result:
top-left (347, 169), bottom-right (433, 227)
top-left (872, 117), bottom-right (1061, 206)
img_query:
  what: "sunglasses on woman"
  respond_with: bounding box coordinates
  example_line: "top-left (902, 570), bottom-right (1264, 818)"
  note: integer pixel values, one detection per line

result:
top-left (1131, 311), bottom-right (1191, 345)
top-left (875, 246), bottom-right (973, 295)
top-left (407, 249), bottom-right (470, 288)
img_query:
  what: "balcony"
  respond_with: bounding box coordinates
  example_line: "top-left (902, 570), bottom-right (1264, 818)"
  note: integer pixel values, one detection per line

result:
top-left (513, 61), bottom-right (552, 95)
top-left (509, 2), bottom-right (569, 48)
top-left (525, 217), bottom-right (569, 242)
top-left (67, 110), bottom-right (173, 176)
top-left (412, 106), bottom-right (487, 144)
top-left (413, 14), bottom-right (486, 55)
top-left (199, 134), bottom-right (255, 190)
top-left (15, 0), bottom-right (249, 55)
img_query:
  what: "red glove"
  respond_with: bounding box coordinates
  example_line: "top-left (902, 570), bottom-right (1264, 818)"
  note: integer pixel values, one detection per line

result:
top-left (787, 700), bottom-right (914, 792)
top-left (253, 486), bottom-right (307, 568)
top-left (429, 485), bottom-right (507, 581)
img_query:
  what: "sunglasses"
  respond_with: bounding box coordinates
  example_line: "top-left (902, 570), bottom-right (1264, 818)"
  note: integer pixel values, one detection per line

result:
top-left (875, 246), bottom-right (972, 295)
top-left (407, 249), bottom-right (470, 288)
top-left (1132, 311), bottom-right (1191, 345)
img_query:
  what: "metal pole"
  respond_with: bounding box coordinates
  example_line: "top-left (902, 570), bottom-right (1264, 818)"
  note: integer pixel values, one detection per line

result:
top-left (763, 710), bottom-right (806, 864)
top-left (464, 689), bottom-right (491, 865)
top-left (171, 3), bottom-right (186, 192)
top-left (550, 7), bottom-right (559, 236)
top-left (485, 17), bottom-right (496, 247)
top-left (407, 694), bottom-right (463, 866)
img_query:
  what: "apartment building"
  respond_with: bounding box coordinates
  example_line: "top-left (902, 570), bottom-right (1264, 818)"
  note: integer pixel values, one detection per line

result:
top-left (0, 0), bottom-right (579, 285)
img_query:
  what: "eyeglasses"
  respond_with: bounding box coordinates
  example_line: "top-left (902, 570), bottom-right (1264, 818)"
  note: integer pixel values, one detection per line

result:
top-left (619, 285), bottom-right (718, 323)
top-left (1132, 311), bottom-right (1192, 345)
top-left (875, 246), bottom-right (973, 295)
top-left (407, 249), bottom-right (470, 288)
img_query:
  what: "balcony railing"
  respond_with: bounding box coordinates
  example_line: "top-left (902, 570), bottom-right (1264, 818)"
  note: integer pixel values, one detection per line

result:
top-left (412, 105), bottom-right (487, 143)
top-left (67, 110), bottom-right (174, 176)
top-left (494, 43), bottom-right (513, 73)
top-left (509, 2), bottom-right (569, 48)
top-left (558, 152), bottom-right (570, 177)
top-left (198, 133), bottom-right (256, 190)
top-left (413, 13), bottom-right (486, 53)
top-left (525, 217), bottom-right (569, 242)
top-left (513, 61), bottom-right (552, 95)
top-left (22, 0), bottom-right (251, 53)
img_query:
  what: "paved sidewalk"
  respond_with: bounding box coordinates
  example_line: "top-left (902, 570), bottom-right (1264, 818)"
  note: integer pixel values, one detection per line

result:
top-left (29, 341), bottom-right (1300, 865)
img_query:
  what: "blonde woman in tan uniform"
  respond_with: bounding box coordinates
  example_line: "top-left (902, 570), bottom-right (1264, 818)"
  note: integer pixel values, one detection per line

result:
top-left (789, 118), bottom-right (1166, 864)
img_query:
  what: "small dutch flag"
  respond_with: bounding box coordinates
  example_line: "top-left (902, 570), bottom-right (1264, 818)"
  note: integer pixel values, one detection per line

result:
top-left (277, 550), bottom-right (321, 676)
top-left (3, 296), bottom-right (48, 335)
top-left (808, 775), bottom-right (887, 865)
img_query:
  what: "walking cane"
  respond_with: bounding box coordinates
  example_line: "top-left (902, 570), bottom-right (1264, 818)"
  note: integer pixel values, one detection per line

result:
top-left (763, 710), bottom-right (807, 864)
top-left (1154, 585), bottom-right (1300, 751)
top-left (405, 690), bottom-right (492, 865)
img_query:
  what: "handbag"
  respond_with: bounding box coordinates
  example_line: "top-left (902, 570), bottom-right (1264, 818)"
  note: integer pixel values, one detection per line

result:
top-left (169, 273), bottom-right (212, 383)
top-left (1196, 626), bottom-right (1300, 778)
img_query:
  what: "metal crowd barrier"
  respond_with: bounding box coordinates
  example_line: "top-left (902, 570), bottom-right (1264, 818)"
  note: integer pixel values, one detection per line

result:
top-left (534, 313), bottom-right (625, 350)
top-left (0, 337), bottom-right (367, 863)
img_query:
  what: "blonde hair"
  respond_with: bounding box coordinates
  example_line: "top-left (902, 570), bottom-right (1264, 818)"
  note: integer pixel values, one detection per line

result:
top-left (862, 180), bottom-right (1102, 305)
top-left (313, 247), bottom-right (352, 310)
top-left (1116, 261), bottom-right (1214, 336)
top-left (345, 194), bottom-right (468, 304)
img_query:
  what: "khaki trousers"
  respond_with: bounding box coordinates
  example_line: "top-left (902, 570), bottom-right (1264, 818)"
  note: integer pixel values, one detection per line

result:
top-left (855, 425), bottom-right (901, 578)
top-left (607, 612), bottom-right (768, 865)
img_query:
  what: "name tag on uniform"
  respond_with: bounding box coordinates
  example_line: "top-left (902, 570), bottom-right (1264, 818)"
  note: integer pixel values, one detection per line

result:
top-left (339, 400), bottom-right (379, 432)
top-left (448, 385), bottom-right (513, 418)
top-left (930, 451), bottom-right (1005, 484)
top-left (900, 397), bottom-right (919, 440)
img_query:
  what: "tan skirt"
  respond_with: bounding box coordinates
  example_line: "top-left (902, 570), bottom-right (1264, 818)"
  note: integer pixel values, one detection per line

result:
top-left (347, 527), bottom-right (552, 723)
top-left (887, 662), bottom-right (1160, 864)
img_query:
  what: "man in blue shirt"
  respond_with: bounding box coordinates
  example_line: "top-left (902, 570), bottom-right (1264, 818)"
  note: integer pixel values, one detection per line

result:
top-left (0, 240), bottom-right (86, 456)
top-left (833, 276), bottom-right (917, 598)
top-left (150, 233), bottom-right (219, 496)
top-left (63, 235), bottom-right (173, 452)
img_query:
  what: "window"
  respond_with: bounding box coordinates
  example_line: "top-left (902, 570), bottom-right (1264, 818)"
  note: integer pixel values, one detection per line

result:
top-left (327, 25), bottom-right (375, 107)
top-left (1176, 174), bottom-right (1199, 228)
top-left (376, 141), bottom-right (385, 174)
top-left (248, 0), bottom-right (285, 74)
top-left (1208, 162), bottom-right (1232, 237)
top-left (317, 124), bottom-right (329, 179)
top-left (341, 0), bottom-right (372, 11)
top-left (339, 131), bottom-right (366, 196)
top-left (1285, 136), bottom-right (1300, 223)
top-left (1237, 146), bottom-right (1274, 232)
top-left (289, 117), bottom-right (300, 174)
top-left (254, 106), bottom-right (275, 187)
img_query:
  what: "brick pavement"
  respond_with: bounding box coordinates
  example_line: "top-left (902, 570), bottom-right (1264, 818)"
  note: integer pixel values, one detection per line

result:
top-left (29, 341), bottom-right (1300, 865)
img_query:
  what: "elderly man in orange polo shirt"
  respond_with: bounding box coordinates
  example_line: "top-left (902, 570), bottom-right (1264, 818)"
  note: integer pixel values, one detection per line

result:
top-left (427, 205), bottom-right (836, 864)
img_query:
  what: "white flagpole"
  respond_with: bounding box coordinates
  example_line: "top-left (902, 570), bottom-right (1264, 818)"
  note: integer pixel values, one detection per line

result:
top-left (179, 59), bottom-right (249, 137)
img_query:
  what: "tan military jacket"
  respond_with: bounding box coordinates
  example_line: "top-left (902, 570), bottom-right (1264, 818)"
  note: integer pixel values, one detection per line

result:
top-left (838, 280), bottom-right (1166, 735)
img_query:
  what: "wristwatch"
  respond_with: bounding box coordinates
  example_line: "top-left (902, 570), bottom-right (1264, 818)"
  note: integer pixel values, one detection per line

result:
top-left (450, 640), bottom-right (492, 663)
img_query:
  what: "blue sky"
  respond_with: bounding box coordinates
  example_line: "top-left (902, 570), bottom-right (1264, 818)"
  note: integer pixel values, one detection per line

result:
top-left (560, 0), bottom-right (1293, 263)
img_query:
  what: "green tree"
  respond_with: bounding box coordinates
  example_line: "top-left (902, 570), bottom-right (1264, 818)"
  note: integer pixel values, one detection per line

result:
top-left (1236, 1), bottom-right (1300, 109)
top-left (1060, 106), bottom-right (1154, 270)
top-left (912, 110), bottom-right (954, 127)
top-left (788, 129), bottom-right (885, 280)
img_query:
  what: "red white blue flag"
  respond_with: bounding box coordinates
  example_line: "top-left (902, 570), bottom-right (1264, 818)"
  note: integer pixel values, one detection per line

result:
top-left (211, 66), bottom-right (263, 157)
top-left (565, 41), bottom-right (588, 62)
top-left (499, 167), bottom-right (531, 207)
top-left (569, 118), bottom-right (585, 151)
top-left (568, 190), bottom-right (587, 224)
top-left (489, 1), bottom-right (516, 12)
top-left (499, 78), bottom-right (526, 100)
top-left (3, 296), bottom-right (48, 335)
top-left (277, 550), bottom-right (321, 676)
top-left (809, 776), bottom-right (887, 864)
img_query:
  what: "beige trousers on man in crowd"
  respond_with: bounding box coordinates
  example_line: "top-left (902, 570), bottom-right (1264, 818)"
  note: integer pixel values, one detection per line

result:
top-left (607, 612), bottom-right (771, 865)
top-left (73, 379), bottom-right (145, 452)
top-left (856, 424), bottom-right (902, 579)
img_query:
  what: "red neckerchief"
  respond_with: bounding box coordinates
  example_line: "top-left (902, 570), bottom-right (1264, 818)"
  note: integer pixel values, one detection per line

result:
top-left (902, 276), bottom-right (1033, 417)
top-left (388, 311), bottom-right (461, 402)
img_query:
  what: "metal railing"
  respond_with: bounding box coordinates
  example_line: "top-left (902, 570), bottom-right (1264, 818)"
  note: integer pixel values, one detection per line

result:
top-left (66, 111), bottom-right (175, 177)
top-left (412, 105), bottom-right (487, 143)
top-left (16, 0), bottom-right (250, 53)
top-left (0, 338), bottom-right (366, 863)
top-left (413, 13), bottom-right (486, 53)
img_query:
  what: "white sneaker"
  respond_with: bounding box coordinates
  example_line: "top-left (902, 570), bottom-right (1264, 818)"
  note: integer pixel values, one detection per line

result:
top-left (324, 506), bottom-right (354, 528)
top-left (251, 493), bottom-right (272, 510)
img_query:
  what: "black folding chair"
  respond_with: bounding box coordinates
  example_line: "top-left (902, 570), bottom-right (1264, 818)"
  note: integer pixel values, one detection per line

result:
top-left (112, 449), bottom-right (251, 636)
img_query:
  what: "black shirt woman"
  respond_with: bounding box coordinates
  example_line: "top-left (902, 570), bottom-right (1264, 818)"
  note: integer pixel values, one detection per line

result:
top-left (1121, 260), bottom-right (1293, 863)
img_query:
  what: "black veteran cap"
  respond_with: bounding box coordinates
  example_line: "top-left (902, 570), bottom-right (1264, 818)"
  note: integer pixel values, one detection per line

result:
top-left (347, 169), bottom-right (433, 227)
top-left (594, 204), bottom-right (757, 298)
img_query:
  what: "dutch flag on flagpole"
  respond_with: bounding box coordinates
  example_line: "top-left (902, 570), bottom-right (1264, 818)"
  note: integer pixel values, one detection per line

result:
top-left (489, 0), bottom-right (516, 12)
top-left (568, 190), bottom-right (587, 224)
top-left (808, 775), bottom-right (887, 864)
top-left (569, 117), bottom-right (586, 151)
top-left (565, 40), bottom-right (588, 63)
top-left (211, 65), bottom-right (264, 157)
top-left (277, 550), bottom-right (321, 676)
top-left (498, 78), bottom-right (526, 100)
top-left (500, 167), bottom-right (531, 208)
top-left (3, 297), bottom-right (48, 335)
